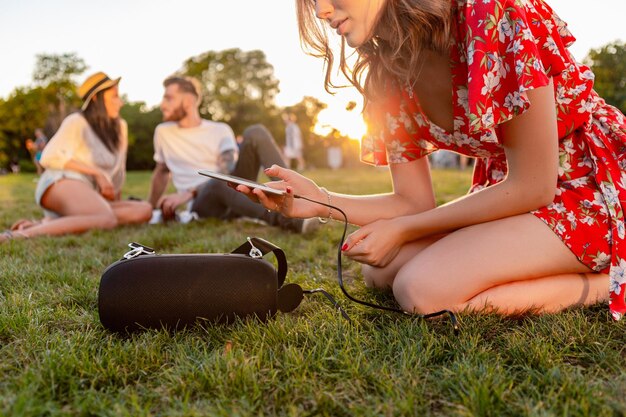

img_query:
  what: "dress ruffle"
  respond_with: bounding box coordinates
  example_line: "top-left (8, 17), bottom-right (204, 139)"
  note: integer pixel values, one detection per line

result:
top-left (362, 81), bottom-right (438, 166)
top-left (460, 0), bottom-right (577, 133)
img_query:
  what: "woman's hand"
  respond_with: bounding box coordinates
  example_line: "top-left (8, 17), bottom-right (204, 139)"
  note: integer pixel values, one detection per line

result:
top-left (94, 172), bottom-right (115, 201)
top-left (236, 165), bottom-right (327, 219)
top-left (342, 217), bottom-right (410, 267)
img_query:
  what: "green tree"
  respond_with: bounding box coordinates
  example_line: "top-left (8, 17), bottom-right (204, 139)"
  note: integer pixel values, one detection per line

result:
top-left (585, 41), bottom-right (626, 113)
top-left (0, 87), bottom-right (54, 169)
top-left (283, 96), bottom-right (327, 168)
top-left (32, 52), bottom-right (86, 134)
top-left (0, 53), bottom-right (86, 169)
top-left (33, 52), bottom-right (87, 86)
top-left (179, 48), bottom-right (281, 135)
top-left (121, 101), bottom-right (162, 170)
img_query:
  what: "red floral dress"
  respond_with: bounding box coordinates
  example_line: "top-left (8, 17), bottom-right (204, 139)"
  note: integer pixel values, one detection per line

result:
top-left (361, 0), bottom-right (626, 319)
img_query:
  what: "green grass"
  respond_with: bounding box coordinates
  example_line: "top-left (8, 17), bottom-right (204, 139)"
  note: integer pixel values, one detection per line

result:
top-left (1, 167), bottom-right (625, 416)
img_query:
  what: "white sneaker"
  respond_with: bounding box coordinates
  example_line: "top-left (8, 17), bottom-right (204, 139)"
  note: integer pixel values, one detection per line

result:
top-left (176, 210), bottom-right (199, 224)
top-left (235, 216), bottom-right (269, 226)
top-left (149, 209), bottom-right (163, 225)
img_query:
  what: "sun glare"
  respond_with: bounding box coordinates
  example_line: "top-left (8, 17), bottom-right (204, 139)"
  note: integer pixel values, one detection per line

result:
top-left (313, 93), bottom-right (367, 141)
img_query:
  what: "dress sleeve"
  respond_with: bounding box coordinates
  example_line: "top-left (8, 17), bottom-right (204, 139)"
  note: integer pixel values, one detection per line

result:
top-left (459, 0), bottom-right (576, 133)
top-left (361, 81), bottom-right (437, 166)
top-left (39, 113), bottom-right (83, 170)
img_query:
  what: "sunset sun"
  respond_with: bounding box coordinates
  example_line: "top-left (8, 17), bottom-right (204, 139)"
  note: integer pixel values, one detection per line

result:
top-left (314, 93), bottom-right (367, 141)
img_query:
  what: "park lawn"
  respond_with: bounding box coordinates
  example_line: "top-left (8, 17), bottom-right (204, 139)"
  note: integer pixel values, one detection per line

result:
top-left (1, 167), bottom-right (625, 416)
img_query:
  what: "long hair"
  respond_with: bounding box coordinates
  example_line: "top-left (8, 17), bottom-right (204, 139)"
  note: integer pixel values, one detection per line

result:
top-left (296, 0), bottom-right (452, 104)
top-left (81, 89), bottom-right (121, 153)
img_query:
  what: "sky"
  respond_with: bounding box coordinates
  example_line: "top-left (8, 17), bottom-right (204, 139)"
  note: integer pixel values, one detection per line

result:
top-left (0, 0), bottom-right (624, 137)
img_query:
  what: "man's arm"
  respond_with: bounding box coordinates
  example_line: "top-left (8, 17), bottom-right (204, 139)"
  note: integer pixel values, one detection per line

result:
top-left (149, 162), bottom-right (171, 208)
top-left (150, 162), bottom-right (196, 220)
top-left (218, 149), bottom-right (237, 174)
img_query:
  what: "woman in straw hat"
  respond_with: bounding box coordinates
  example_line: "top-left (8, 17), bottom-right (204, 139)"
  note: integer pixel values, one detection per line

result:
top-left (1, 72), bottom-right (152, 241)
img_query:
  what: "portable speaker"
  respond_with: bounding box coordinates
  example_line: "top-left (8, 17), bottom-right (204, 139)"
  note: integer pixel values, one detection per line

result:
top-left (98, 237), bottom-right (304, 332)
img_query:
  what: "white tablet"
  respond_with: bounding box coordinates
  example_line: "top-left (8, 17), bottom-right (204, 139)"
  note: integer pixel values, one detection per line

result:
top-left (198, 170), bottom-right (286, 196)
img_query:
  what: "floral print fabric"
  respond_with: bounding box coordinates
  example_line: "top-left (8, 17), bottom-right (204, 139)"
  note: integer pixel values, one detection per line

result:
top-left (361, 0), bottom-right (626, 319)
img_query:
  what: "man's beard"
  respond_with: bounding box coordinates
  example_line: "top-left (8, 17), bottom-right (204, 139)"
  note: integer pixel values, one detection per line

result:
top-left (163, 104), bottom-right (187, 122)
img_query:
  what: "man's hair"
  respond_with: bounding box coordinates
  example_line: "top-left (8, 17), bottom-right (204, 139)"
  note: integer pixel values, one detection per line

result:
top-left (296, 0), bottom-right (452, 104)
top-left (163, 76), bottom-right (202, 99)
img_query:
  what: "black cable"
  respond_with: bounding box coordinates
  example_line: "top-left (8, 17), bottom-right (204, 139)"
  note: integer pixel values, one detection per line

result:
top-left (303, 288), bottom-right (352, 322)
top-left (295, 194), bottom-right (459, 333)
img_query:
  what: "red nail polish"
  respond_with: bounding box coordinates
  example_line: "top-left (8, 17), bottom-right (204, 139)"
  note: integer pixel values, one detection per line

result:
top-left (286, 187), bottom-right (292, 194)
top-left (341, 243), bottom-right (348, 251)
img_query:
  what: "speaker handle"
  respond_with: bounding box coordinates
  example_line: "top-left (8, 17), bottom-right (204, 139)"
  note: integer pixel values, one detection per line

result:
top-left (231, 237), bottom-right (288, 288)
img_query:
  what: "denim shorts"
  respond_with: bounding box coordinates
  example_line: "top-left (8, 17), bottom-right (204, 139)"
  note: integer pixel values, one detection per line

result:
top-left (35, 169), bottom-right (96, 218)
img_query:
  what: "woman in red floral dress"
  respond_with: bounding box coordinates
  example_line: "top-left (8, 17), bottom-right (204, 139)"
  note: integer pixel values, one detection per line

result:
top-left (243, 0), bottom-right (626, 319)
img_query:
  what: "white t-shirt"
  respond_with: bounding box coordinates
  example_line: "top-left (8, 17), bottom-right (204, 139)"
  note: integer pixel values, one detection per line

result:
top-left (153, 120), bottom-right (238, 192)
top-left (40, 112), bottom-right (128, 193)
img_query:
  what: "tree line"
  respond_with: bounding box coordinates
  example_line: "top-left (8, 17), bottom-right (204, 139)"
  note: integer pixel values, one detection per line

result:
top-left (1, 42), bottom-right (624, 172)
top-left (0, 50), bottom-right (354, 172)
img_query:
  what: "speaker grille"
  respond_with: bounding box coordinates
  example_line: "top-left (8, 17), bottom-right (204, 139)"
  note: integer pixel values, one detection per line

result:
top-left (98, 254), bottom-right (278, 331)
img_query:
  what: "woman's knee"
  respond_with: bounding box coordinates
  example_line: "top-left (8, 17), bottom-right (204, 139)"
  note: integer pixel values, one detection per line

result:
top-left (97, 213), bottom-right (119, 230)
top-left (112, 201), bottom-right (153, 225)
top-left (132, 202), bottom-right (153, 224)
top-left (392, 264), bottom-right (448, 314)
top-left (362, 264), bottom-right (394, 290)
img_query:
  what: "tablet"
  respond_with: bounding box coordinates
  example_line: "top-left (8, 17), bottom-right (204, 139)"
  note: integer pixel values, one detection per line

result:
top-left (198, 170), bottom-right (286, 196)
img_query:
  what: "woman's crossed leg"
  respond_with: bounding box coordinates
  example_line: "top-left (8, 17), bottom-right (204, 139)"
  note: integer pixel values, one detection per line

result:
top-left (11, 179), bottom-right (150, 239)
top-left (362, 213), bottom-right (607, 315)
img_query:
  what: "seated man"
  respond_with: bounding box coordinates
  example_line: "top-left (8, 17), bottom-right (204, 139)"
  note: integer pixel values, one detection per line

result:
top-left (148, 76), bottom-right (319, 233)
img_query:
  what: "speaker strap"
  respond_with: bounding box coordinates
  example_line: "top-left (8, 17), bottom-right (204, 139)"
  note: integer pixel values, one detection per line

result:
top-left (231, 237), bottom-right (288, 288)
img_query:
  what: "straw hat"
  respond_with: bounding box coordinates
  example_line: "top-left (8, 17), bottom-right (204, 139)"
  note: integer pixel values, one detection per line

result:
top-left (78, 72), bottom-right (121, 111)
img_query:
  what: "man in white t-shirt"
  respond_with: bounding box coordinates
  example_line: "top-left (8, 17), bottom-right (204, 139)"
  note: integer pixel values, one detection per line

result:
top-left (148, 76), bottom-right (320, 233)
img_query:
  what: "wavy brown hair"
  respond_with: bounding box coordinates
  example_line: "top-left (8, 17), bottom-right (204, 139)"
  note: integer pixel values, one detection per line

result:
top-left (296, 0), bottom-right (452, 103)
top-left (82, 89), bottom-right (121, 153)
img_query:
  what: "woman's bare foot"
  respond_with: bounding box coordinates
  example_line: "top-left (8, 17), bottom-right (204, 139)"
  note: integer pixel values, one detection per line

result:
top-left (10, 219), bottom-right (41, 231)
top-left (0, 230), bottom-right (28, 243)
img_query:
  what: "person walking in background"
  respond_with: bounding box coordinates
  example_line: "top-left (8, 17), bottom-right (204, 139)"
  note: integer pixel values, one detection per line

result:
top-left (24, 137), bottom-right (37, 171)
top-left (148, 76), bottom-right (320, 233)
top-left (1, 72), bottom-right (152, 242)
top-left (282, 112), bottom-right (305, 171)
top-left (32, 128), bottom-right (48, 175)
top-left (25, 128), bottom-right (49, 175)
top-left (239, 0), bottom-right (626, 319)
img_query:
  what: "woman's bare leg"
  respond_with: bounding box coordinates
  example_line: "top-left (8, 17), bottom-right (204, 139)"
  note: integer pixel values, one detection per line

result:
top-left (391, 214), bottom-right (607, 315)
top-left (8, 179), bottom-right (118, 239)
top-left (109, 200), bottom-right (152, 225)
top-left (361, 234), bottom-right (445, 289)
top-left (462, 272), bottom-right (607, 314)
